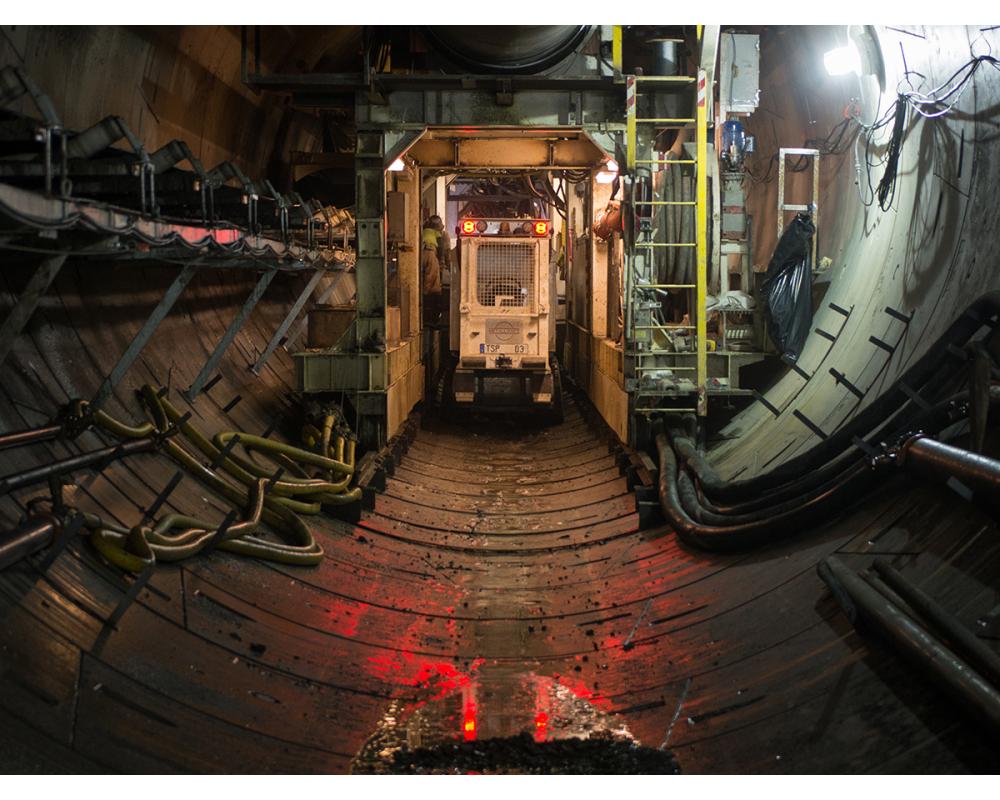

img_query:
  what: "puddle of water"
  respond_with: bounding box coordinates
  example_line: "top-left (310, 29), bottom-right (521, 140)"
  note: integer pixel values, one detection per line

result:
top-left (352, 664), bottom-right (679, 774)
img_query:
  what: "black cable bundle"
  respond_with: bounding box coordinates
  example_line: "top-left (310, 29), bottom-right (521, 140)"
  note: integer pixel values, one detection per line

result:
top-left (746, 115), bottom-right (860, 185)
top-left (876, 95), bottom-right (908, 211)
top-left (655, 291), bottom-right (1000, 551)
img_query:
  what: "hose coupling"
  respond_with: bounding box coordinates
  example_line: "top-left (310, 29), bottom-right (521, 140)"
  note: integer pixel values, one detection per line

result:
top-left (872, 430), bottom-right (927, 468)
top-left (56, 398), bottom-right (94, 439)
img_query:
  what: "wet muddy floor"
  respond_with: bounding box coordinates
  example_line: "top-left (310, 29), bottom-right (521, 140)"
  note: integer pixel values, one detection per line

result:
top-left (2, 391), bottom-right (999, 772)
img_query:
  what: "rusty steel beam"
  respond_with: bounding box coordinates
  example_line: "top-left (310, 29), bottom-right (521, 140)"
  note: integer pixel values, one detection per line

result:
top-left (251, 269), bottom-right (326, 375)
top-left (0, 254), bottom-right (67, 370)
top-left (186, 268), bottom-right (278, 401)
top-left (91, 262), bottom-right (200, 410)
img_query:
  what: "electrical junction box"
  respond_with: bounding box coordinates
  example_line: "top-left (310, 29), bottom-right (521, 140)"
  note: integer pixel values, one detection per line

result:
top-left (720, 33), bottom-right (760, 113)
top-left (722, 174), bottom-right (747, 238)
top-left (386, 191), bottom-right (409, 244)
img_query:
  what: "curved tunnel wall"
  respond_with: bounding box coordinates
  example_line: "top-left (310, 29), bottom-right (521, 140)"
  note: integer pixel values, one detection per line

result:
top-left (0, 26), bottom-right (355, 535)
top-left (0, 26), bottom-right (325, 182)
top-left (0, 24), bottom-right (998, 774)
top-left (712, 24), bottom-right (1000, 478)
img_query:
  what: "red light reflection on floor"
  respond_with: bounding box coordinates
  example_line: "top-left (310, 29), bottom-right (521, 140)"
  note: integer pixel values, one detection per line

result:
top-left (463, 705), bottom-right (477, 742)
top-left (462, 683), bottom-right (478, 742)
top-left (533, 711), bottom-right (549, 743)
top-left (557, 676), bottom-right (612, 711)
top-left (365, 652), bottom-right (486, 703)
top-left (323, 599), bottom-right (367, 637)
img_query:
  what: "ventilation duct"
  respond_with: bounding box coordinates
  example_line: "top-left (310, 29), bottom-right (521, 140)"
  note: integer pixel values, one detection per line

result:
top-left (422, 25), bottom-right (592, 74)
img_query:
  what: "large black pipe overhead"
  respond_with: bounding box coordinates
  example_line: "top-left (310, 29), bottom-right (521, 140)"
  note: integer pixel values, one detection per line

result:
top-left (422, 26), bottom-right (592, 74)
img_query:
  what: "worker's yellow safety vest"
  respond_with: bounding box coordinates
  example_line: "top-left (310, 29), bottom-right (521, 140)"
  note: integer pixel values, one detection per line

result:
top-left (422, 228), bottom-right (441, 249)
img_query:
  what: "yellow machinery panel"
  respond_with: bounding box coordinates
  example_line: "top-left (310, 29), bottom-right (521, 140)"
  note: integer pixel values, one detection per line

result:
top-left (450, 221), bottom-right (556, 406)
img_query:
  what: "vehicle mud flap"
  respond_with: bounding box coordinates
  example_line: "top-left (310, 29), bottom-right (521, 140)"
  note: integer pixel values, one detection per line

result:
top-left (429, 355), bottom-right (458, 424)
top-left (548, 359), bottom-right (565, 425)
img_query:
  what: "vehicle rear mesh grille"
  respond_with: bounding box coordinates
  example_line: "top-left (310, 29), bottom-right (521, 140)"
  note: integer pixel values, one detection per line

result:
top-left (475, 242), bottom-right (534, 308)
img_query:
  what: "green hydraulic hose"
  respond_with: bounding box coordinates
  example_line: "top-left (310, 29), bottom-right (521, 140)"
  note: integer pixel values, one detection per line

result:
top-left (64, 385), bottom-right (366, 572)
top-left (157, 389), bottom-right (359, 502)
top-left (140, 389), bottom-right (324, 513)
top-left (88, 477), bottom-right (324, 572)
top-left (88, 421), bottom-right (324, 570)
top-left (213, 431), bottom-right (352, 478)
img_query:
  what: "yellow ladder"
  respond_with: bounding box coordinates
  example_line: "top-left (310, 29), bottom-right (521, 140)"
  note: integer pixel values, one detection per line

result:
top-left (624, 54), bottom-right (709, 417)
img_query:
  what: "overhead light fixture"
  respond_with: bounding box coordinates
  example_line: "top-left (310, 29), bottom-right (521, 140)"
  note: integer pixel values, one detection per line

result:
top-left (388, 157), bottom-right (406, 172)
top-left (824, 41), bottom-right (862, 77)
top-left (596, 158), bottom-right (619, 184)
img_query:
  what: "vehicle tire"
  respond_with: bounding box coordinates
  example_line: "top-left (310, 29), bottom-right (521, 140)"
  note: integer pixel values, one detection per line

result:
top-left (548, 362), bottom-right (565, 425)
top-left (436, 356), bottom-right (458, 419)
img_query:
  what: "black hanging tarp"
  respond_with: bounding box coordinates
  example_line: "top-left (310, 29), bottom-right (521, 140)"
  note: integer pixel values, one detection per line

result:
top-left (762, 212), bottom-right (815, 361)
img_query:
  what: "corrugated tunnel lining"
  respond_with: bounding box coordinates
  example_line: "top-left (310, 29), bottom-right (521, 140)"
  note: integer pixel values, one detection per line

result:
top-left (0, 256), bottom-right (998, 773)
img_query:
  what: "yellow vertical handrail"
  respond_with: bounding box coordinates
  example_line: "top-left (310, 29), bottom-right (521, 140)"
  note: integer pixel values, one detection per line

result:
top-left (626, 75), bottom-right (636, 170)
top-left (612, 25), bottom-right (623, 77)
top-left (695, 68), bottom-right (708, 417)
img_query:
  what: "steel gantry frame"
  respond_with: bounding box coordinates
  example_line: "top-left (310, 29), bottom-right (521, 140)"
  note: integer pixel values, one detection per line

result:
top-left (241, 25), bottom-right (725, 447)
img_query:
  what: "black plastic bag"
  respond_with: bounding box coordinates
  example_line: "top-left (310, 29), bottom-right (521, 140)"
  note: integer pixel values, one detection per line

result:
top-left (762, 212), bottom-right (815, 361)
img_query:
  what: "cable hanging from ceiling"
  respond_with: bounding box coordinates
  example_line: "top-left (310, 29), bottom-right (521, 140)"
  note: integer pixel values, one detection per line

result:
top-left (856, 50), bottom-right (1000, 211)
top-left (748, 46), bottom-right (998, 212)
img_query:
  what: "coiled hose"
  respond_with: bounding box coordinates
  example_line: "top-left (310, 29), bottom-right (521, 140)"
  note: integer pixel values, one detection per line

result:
top-left (63, 386), bottom-right (361, 572)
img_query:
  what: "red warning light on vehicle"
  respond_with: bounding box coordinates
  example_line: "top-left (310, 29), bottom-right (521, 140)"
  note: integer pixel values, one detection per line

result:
top-left (459, 218), bottom-right (549, 236)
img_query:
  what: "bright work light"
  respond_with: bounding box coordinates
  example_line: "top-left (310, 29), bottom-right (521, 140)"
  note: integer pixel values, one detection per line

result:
top-left (824, 42), bottom-right (862, 76)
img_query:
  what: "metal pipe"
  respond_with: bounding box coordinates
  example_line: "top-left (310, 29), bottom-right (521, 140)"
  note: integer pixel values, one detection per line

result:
top-left (655, 429), bottom-right (881, 551)
top-left (677, 387), bottom-right (1000, 517)
top-left (0, 437), bottom-right (158, 496)
top-left (0, 423), bottom-right (62, 452)
top-left (898, 435), bottom-right (1000, 497)
top-left (818, 556), bottom-right (1000, 735)
top-left (659, 386), bottom-right (998, 549)
top-left (872, 559), bottom-right (1000, 687)
top-left (0, 516), bottom-right (57, 571)
top-left (678, 292), bottom-right (1000, 503)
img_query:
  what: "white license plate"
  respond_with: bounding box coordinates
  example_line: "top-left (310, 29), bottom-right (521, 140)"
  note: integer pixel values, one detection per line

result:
top-left (480, 343), bottom-right (528, 354)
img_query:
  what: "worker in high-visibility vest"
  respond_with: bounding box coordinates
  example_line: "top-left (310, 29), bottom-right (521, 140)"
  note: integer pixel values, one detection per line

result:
top-left (421, 215), bottom-right (451, 324)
